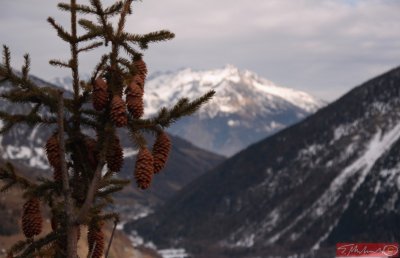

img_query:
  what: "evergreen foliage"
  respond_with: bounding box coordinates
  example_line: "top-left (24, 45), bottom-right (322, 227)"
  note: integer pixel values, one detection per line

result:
top-left (0, 1), bottom-right (215, 257)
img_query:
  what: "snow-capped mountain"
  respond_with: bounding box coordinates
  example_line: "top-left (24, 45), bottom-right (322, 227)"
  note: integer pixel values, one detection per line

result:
top-left (128, 66), bottom-right (400, 257)
top-left (53, 65), bottom-right (324, 156)
top-left (144, 65), bottom-right (324, 156)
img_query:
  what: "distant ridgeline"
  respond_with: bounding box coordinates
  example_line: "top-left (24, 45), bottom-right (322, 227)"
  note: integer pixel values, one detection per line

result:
top-left (54, 65), bottom-right (324, 156)
top-left (129, 66), bottom-right (400, 258)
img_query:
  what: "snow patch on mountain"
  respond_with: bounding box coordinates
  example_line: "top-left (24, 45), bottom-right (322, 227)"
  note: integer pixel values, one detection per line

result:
top-left (143, 65), bottom-right (323, 118)
top-left (267, 122), bottom-right (400, 248)
top-left (51, 66), bottom-right (324, 156)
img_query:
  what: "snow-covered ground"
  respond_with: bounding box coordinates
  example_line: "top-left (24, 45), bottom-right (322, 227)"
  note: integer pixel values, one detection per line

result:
top-left (158, 249), bottom-right (189, 258)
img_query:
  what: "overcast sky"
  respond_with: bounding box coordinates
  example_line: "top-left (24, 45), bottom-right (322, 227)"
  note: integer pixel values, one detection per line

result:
top-left (0, 0), bottom-right (399, 101)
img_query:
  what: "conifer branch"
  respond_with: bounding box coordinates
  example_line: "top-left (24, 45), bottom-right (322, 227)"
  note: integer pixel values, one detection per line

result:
top-left (78, 19), bottom-right (103, 33)
top-left (97, 185), bottom-right (125, 198)
top-left (155, 90), bottom-right (216, 127)
top-left (21, 54), bottom-right (30, 81)
top-left (0, 111), bottom-right (52, 130)
top-left (78, 41), bottom-right (103, 53)
top-left (129, 128), bottom-right (148, 148)
top-left (98, 178), bottom-right (131, 189)
top-left (24, 178), bottom-right (61, 200)
top-left (121, 42), bottom-right (140, 57)
top-left (58, 2), bottom-right (95, 14)
top-left (104, 1), bottom-right (124, 16)
top-left (15, 231), bottom-right (59, 258)
top-left (90, 54), bottom-right (109, 82)
top-left (47, 17), bottom-right (73, 42)
top-left (81, 117), bottom-right (99, 129)
top-left (49, 59), bottom-right (72, 68)
top-left (0, 162), bottom-right (33, 191)
top-left (116, 57), bottom-right (131, 71)
top-left (70, 0), bottom-right (80, 104)
top-left (89, 0), bottom-right (110, 42)
top-left (1, 88), bottom-right (58, 112)
top-left (126, 30), bottom-right (175, 49)
top-left (78, 30), bottom-right (103, 42)
top-left (9, 239), bottom-right (30, 256)
top-left (2, 45), bottom-right (12, 74)
top-left (116, 0), bottom-right (133, 37)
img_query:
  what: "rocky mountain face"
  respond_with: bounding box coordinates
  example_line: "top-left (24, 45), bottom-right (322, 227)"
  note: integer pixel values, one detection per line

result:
top-left (0, 75), bottom-right (225, 208)
top-left (143, 65), bottom-right (324, 156)
top-left (129, 66), bottom-right (400, 258)
top-left (54, 65), bottom-right (323, 156)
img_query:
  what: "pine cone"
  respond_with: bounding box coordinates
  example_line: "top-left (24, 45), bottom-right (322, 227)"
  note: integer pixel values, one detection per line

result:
top-left (93, 78), bottom-right (109, 111)
top-left (88, 222), bottom-right (105, 258)
top-left (22, 198), bottom-right (42, 238)
top-left (134, 148), bottom-right (154, 189)
top-left (53, 167), bottom-right (62, 182)
top-left (152, 132), bottom-right (171, 173)
top-left (134, 58), bottom-right (148, 84)
top-left (126, 82), bottom-right (144, 119)
top-left (131, 74), bottom-right (145, 90)
top-left (110, 95), bottom-right (128, 127)
top-left (50, 216), bottom-right (58, 231)
top-left (45, 133), bottom-right (60, 169)
top-left (106, 136), bottom-right (124, 172)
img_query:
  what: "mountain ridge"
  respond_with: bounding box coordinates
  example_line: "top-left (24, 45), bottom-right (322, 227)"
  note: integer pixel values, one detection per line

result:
top-left (53, 65), bottom-right (324, 156)
top-left (128, 66), bottom-right (400, 257)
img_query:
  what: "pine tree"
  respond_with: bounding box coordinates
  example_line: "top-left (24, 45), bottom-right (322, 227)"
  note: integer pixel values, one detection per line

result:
top-left (0, 1), bottom-right (215, 257)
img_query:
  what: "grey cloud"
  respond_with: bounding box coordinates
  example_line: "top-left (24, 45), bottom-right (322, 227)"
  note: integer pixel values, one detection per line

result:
top-left (0, 0), bottom-right (399, 101)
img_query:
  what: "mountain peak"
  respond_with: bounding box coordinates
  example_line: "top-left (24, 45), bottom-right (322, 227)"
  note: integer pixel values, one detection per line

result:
top-left (52, 66), bottom-right (324, 156)
top-left (144, 66), bottom-right (324, 155)
top-left (144, 66), bottom-right (324, 116)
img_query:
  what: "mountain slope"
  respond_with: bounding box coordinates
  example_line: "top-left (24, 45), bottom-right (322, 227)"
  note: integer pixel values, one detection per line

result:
top-left (129, 66), bottom-right (400, 257)
top-left (144, 65), bottom-right (324, 156)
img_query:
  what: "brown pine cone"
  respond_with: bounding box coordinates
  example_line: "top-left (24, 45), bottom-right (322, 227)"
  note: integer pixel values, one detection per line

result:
top-left (88, 222), bottom-right (105, 258)
top-left (45, 133), bottom-right (60, 169)
top-left (110, 95), bottom-right (128, 127)
top-left (50, 216), bottom-right (58, 231)
top-left (126, 95), bottom-right (144, 119)
top-left (126, 80), bottom-right (144, 96)
top-left (53, 166), bottom-right (62, 182)
top-left (22, 198), bottom-right (42, 238)
top-left (106, 136), bottom-right (124, 172)
top-left (134, 148), bottom-right (154, 189)
top-left (132, 74), bottom-right (145, 89)
top-left (126, 82), bottom-right (144, 119)
top-left (152, 132), bottom-right (171, 173)
top-left (134, 58), bottom-right (148, 83)
top-left (92, 78), bottom-right (109, 111)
